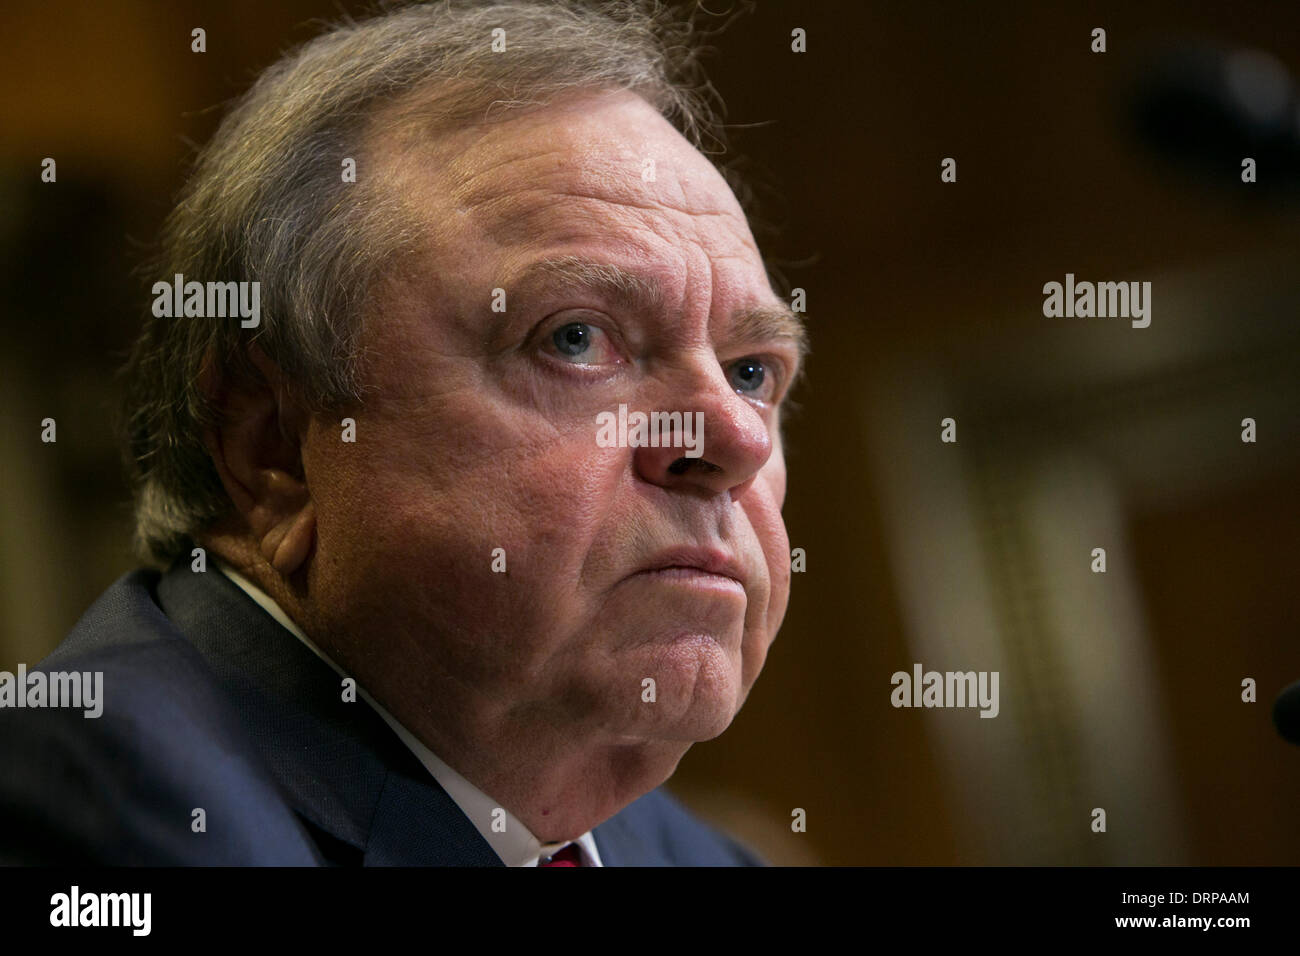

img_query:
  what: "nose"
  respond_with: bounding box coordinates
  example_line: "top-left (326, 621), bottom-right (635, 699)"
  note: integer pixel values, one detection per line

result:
top-left (632, 353), bottom-right (773, 500)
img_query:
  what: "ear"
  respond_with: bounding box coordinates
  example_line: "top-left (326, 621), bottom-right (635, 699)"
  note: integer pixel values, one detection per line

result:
top-left (200, 345), bottom-right (316, 577)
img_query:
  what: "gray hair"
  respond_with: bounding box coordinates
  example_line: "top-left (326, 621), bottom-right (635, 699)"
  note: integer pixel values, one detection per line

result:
top-left (122, 0), bottom-right (729, 565)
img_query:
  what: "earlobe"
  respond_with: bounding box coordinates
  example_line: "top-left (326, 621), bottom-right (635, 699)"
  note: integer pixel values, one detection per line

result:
top-left (201, 345), bottom-right (316, 577)
top-left (263, 500), bottom-right (316, 576)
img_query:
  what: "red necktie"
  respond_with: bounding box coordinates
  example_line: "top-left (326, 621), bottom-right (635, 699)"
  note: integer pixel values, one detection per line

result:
top-left (539, 844), bottom-right (582, 867)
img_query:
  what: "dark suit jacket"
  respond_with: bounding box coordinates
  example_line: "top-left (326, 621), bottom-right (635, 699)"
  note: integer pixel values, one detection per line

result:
top-left (0, 561), bottom-right (764, 866)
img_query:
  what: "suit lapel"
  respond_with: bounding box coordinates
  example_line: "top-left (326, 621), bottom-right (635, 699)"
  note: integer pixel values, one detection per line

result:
top-left (363, 770), bottom-right (503, 865)
top-left (593, 809), bottom-right (669, 866)
top-left (155, 559), bottom-right (502, 866)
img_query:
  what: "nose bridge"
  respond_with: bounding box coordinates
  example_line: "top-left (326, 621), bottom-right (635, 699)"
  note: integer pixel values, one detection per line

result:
top-left (694, 363), bottom-right (771, 467)
top-left (631, 344), bottom-right (773, 495)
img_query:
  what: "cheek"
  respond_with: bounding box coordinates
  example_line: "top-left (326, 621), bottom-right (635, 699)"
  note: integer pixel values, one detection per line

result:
top-left (758, 502), bottom-right (791, 624)
top-left (307, 433), bottom-right (630, 692)
top-left (767, 430), bottom-right (788, 507)
top-left (310, 407), bottom-right (623, 602)
top-left (737, 486), bottom-right (790, 692)
top-left (743, 466), bottom-right (792, 626)
top-left (754, 451), bottom-right (789, 561)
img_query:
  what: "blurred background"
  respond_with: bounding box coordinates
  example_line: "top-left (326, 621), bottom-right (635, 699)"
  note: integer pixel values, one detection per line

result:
top-left (2, 0), bottom-right (1298, 864)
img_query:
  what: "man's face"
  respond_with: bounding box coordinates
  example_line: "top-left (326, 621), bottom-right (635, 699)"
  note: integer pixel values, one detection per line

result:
top-left (301, 90), bottom-right (802, 750)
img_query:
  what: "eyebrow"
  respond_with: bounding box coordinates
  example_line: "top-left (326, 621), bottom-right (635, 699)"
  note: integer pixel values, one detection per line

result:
top-left (512, 255), bottom-right (663, 313)
top-left (511, 254), bottom-right (809, 368)
top-left (729, 304), bottom-right (810, 369)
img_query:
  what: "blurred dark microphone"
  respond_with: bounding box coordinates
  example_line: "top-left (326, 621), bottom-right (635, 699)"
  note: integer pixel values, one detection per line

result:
top-left (1131, 42), bottom-right (1300, 189)
top-left (1274, 680), bottom-right (1300, 745)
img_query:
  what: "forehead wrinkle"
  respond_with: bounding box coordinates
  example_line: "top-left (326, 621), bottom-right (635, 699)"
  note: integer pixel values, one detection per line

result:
top-left (466, 188), bottom-right (620, 245)
top-left (464, 187), bottom-right (754, 271)
top-left (447, 144), bottom-right (576, 203)
top-left (452, 141), bottom-right (747, 224)
top-left (549, 184), bottom-right (746, 224)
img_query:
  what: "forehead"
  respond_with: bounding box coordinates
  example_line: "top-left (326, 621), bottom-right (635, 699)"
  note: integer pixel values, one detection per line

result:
top-left (375, 89), bottom-right (767, 285)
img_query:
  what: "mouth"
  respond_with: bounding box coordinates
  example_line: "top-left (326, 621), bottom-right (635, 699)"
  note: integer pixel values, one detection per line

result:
top-left (629, 548), bottom-right (747, 594)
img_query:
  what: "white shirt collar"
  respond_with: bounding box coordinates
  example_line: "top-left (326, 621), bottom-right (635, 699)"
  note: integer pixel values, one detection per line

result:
top-left (211, 557), bottom-right (602, 867)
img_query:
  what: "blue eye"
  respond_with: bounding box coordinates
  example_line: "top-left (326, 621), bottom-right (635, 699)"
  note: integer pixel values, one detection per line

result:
top-left (553, 322), bottom-right (592, 357)
top-left (546, 320), bottom-right (620, 366)
top-left (727, 357), bottom-right (767, 395)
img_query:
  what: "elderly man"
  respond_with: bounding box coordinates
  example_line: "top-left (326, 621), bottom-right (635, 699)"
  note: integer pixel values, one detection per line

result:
top-left (0, 0), bottom-right (806, 866)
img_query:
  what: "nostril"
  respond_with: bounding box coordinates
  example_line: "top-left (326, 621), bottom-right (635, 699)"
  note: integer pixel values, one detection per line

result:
top-left (668, 457), bottom-right (721, 476)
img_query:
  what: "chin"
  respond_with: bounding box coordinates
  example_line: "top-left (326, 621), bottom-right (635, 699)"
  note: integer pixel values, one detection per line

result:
top-left (630, 638), bottom-right (745, 742)
top-left (606, 704), bottom-right (736, 746)
top-left (677, 704), bottom-right (740, 743)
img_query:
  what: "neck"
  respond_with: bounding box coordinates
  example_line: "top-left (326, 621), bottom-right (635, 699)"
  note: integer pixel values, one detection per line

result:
top-left (204, 534), bottom-right (687, 841)
top-left (341, 655), bottom-right (688, 840)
